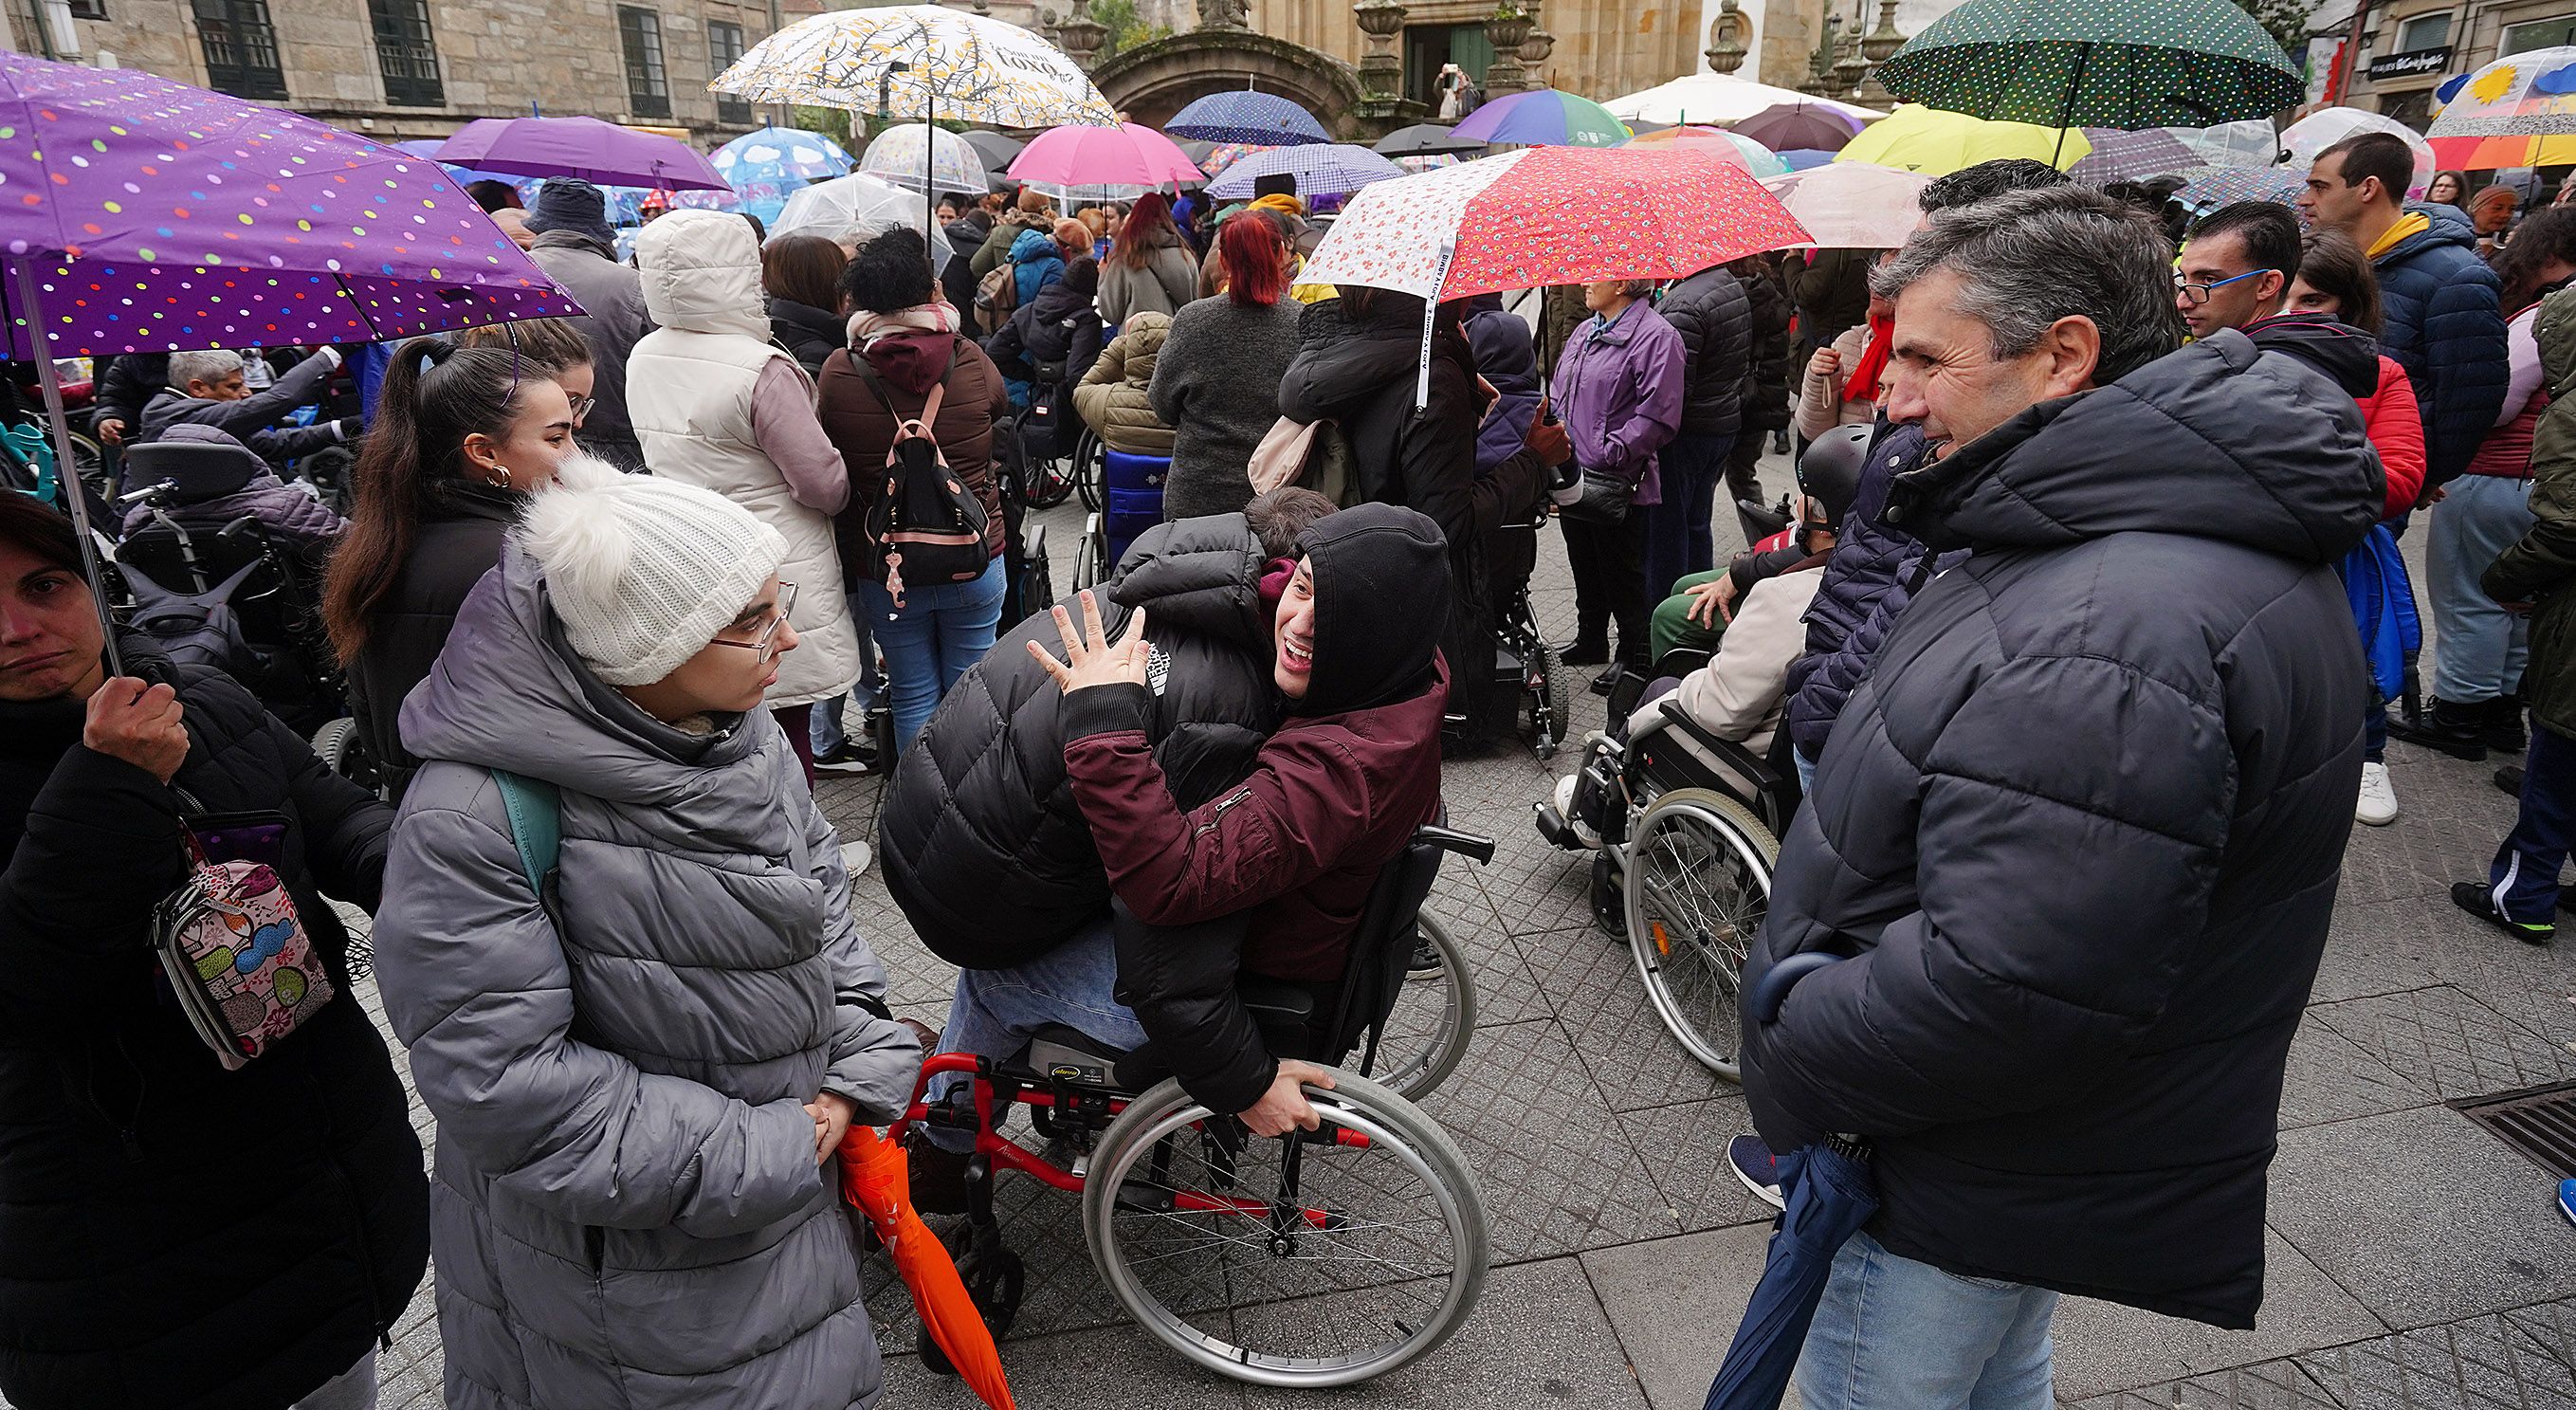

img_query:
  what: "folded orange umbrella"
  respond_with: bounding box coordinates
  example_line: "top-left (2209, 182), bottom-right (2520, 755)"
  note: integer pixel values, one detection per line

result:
top-left (839, 1126), bottom-right (1015, 1410)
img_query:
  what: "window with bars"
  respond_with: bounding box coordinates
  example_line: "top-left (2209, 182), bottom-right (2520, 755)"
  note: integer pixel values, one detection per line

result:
top-left (64, 0), bottom-right (107, 21)
top-left (192, 0), bottom-right (286, 101)
top-left (619, 6), bottom-right (671, 119)
top-left (370, 0), bottom-right (444, 106)
top-left (709, 20), bottom-right (751, 124)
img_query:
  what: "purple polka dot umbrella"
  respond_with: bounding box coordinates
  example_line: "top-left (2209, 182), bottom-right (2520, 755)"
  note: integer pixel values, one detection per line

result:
top-left (0, 52), bottom-right (584, 668)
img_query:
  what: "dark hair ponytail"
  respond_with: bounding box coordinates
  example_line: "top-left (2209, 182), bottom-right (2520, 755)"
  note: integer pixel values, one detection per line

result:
top-left (321, 338), bottom-right (532, 661)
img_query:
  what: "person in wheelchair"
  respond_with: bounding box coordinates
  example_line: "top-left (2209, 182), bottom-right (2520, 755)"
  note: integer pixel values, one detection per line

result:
top-left (919, 504), bottom-right (1451, 1181)
top-left (138, 347), bottom-right (358, 471)
top-left (117, 425), bottom-right (346, 568)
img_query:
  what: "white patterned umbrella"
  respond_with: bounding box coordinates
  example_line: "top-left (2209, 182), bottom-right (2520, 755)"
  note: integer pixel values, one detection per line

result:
top-left (711, 6), bottom-right (1115, 129)
top-left (862, 123), bottom-right (989, 198)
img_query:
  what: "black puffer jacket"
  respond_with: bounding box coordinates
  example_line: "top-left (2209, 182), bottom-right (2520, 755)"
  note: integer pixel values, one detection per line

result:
top-left (0, 636), bottom-right (429, 1410)
top-left (1781, 424), bottom-right (1964, 760)
top-left (768, 297), bottom-right (844, 380)
top-left (1742, 331), bottom-right (2379, 1329)
top-left (879, 515), bottom-right (1278, 969)
top-left (346, 476), bottom-right (518, 801)
top-left (1734, 256), bottom-right (1797, 434)
top-left (1659, 266), bottom-right (1750, 437)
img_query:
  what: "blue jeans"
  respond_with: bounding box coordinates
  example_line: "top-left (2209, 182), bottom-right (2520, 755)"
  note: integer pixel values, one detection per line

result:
top-left (855, 555), bottom-right (1006, 754)
top-left (809, 590), bottom-right (886, 757)
top-left (2491, 725), bottom-right (2576, 924)
top-left (1643, 432), bottom-right (1734, 606)
top-left (2428, 474), bottom-right (2534, 705)
top-left (926, 919), bottom-right (1145, 1152)
top-left (1793, 1229), bottom-right (2058, 1410)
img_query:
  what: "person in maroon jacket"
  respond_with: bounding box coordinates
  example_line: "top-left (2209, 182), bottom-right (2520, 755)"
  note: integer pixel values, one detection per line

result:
top-left (926, 504), bottom-right (1452, 1144)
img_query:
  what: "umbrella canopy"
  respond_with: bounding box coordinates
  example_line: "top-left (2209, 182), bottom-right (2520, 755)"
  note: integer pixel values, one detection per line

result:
top-left (1758, 162), bottom-right (1932, 248)
top-left (2283, 108), bottom-right (2436, 193)
top-left (1207, 143), bottom-right (1403, 199)
top-left (1622, 125), bottom-right (1790, 177)
top-left (2427, 48), bottom-right (2576, 170)
top-left (862, 122), bottom-right (989, 197)
top-left (1196, 141), bottom-right (1273, 177)
top-left (2176, 119), bottom-right (2281, 166)
top-left (1299, 147), bottom-right (1807, 302)
top-left (1375, 122), bottom-right (1489, 157)
top-left (1010, 122), bottom-right (1202, 190)
top-left (1605, 73), bottom-right (1881, 127)
top-left (1834, 104), bottom-right (2090, 174)
top-left (766, 171), bottom-right (934, 247)
top-left (2066, 126), bottom-right (2201, 183)
top-left (435, 116), bottom-right (726, 191)
top-left (1734, 101), bottom-right (1866, 154)
top-left (1873, 0), bottom-right (2304, 131)
top-left (1163, 89), bottom-right (1330, 146)
top-left (2170, 163), bottom-right (2306, 213)
top-left (837, 1126), bottom-right (1015, 1410)
top-left (1702, 1138), bottom-right (1880, 1410)
top-left (708, 126), bottom-right (854, 225)
top-left (714, 6), bottom-right (1115, 128)
top-left (1452, 88), bottom-right (1633, 148)
top-left (959, 129), bottom-right (1026, 174)
top-left (393, 139), bottom-right (539, 197)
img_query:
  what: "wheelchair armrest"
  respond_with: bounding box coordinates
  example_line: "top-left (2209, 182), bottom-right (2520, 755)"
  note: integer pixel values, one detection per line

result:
top-left (1413, 824), bottom-right (1495, 865)
top-left (1657, 700), bottom-right (1785, 794)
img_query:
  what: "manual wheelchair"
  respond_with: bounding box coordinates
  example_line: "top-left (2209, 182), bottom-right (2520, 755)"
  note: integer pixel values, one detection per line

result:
top-left (890, 822), bottom-right (1495, 1388)
top-left (1533, 661), bottom-right (1797, 1080)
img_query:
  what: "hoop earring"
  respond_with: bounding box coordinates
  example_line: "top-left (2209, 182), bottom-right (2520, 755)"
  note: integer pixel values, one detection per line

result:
top-left (487, 465), bottom-right (513, 489)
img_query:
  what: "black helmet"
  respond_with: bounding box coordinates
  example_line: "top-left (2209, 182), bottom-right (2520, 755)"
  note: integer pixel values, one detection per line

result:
top-left (1796, 424), bottom-right (1870, 532)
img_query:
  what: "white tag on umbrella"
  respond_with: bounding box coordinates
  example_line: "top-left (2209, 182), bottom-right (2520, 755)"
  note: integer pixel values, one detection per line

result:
top-left (1415, 239), bottom-right (1456, 412)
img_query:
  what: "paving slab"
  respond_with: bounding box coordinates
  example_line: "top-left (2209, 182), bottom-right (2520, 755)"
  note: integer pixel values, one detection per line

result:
top-left (1519, 918), bottom-right (1736, 1112)
top-left (2049, 1231), bottom-right (2386, 1400)
top-left (879, 1321), bottom-right (1251, 1409)
top-left (2276, 1016), bottom-right (2441, 1131)
top-left (2061, 1359), bottom-right (2348, 1409)
top-left (2307, 983), bottom-right (2576, 1104)
top-left (2296, 1309), bottom-right (2576, 1410)
top-left (1614, 1094), bottom-right (1782, 1235)
top-left (1582, 1224), bottom-right (1772, 1410)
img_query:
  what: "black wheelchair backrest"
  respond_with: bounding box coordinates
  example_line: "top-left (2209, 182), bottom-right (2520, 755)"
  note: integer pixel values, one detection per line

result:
top-left (1326, 818), bottom-right (1495, 1071)
top-left (116, 516), bottom-right (274, 597)
top-left (122, 437), bottom-right (265, 506)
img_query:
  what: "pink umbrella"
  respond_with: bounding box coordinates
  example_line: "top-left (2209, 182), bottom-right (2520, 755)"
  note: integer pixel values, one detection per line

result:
top-left (1009, 122), bottom-right (1203, 191)
top-left (436, 116), bottom-right (727, 192)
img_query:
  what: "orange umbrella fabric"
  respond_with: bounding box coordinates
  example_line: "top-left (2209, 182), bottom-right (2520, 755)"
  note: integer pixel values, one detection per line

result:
top-left (840, 1126), bottom-right (1016, 1410)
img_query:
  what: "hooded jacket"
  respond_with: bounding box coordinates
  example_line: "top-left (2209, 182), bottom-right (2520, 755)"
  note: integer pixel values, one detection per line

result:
top-left (527, 229), bottom-right (654, 468)
top-left (1781, 423), bottom-right (1959, 760)
top-left (1074, 311), bottom-right (1177, 455)
top-left (813, 322), bottom-right (1013, 572)
top-left (0, 636), bottom-right (428, 1410)
top-left (1062, 504), bottom-right (1450, 1113)
top-left (1466, 295), bottom-right (1542, 478)
top-left (985, 267), bottom-right (1105, 404)
top-left (1009, 228), bottom-right (1067, 309)
top-left (2246, 312), bottom-right (2421, 518)
top-left (627, 210), bottom-right (861, 709)
top-left (971, 205), bottom-right (1054, 281)
top-left (2484, 288), bottom-right (2576, 739)
top-left (877, 515), bottom-right (1281, 969)
top-left (375, 543), bottom-right (919, 1410)
top-left (1552, 297), bottom-right (1686, 504)
top-left (2368, 202), bottom-right (2507, 490)
top-left (1098, 226), bottom-right (1201, 325)
top-left (770, 296), bottom-right (846, 379)
top-left (1658, 265), bottom-right (1751, 437)
top-left (1742, 331), bottom-right (2379, 1329)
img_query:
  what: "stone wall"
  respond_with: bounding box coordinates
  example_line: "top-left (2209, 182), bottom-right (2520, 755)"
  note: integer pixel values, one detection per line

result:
top-left (1251, 0), bottom-right (1697, 103)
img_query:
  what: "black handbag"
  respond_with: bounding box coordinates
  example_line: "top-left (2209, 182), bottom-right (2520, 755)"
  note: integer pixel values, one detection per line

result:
top-left (1559, 467), bottom-right (1635, 525)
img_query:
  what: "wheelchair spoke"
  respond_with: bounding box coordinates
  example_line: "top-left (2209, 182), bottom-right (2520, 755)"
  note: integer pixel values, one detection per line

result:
top-left (1627, 792), bottom-right (1775, 1075)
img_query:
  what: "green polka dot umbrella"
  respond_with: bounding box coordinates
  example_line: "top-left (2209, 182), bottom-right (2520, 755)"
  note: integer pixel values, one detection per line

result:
top-left (1873, 0), bottom-right (2304, 132)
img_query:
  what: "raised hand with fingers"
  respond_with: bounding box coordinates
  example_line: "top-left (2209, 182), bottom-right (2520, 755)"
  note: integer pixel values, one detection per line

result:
top-left (1025, 590), bottom-right (1150, 696)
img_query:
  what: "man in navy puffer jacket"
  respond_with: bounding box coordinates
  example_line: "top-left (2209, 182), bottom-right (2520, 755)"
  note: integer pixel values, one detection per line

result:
top-left (2302, 132), bottom-right (2506, 493)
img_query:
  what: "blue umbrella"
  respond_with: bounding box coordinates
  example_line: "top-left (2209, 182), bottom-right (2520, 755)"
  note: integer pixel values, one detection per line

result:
top-left (1164, 90), bottom-right (1331, 146)
top-left (1702, 953), bottom-right (1877, 1410)
top-left (710, 126), bottom-right (855, 224)
top-left (1207, 142), bottom-right (1404, 199)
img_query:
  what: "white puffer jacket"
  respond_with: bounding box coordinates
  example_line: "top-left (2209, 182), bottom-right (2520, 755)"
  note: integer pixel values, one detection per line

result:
top-left (627, 209), bottom-right (860, 709)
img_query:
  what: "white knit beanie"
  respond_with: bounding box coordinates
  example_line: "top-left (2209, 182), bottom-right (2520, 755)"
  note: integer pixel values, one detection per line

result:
top-left (515, 454), bottom-right (789, 687)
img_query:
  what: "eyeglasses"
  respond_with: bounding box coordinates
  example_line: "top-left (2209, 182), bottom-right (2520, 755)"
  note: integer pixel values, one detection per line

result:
top-left (567, 394), bottom-right (595, 422)
top-left (710, 582), bottom-right (798, 664)
top-left (2173, 267), bottom-right (2273, 306)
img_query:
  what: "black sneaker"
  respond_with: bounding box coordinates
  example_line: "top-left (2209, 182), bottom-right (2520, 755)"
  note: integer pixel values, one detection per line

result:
top-left (2388, 699), bottom-right (2492, 761)
top-left (1727, 1133), bottom-right (1787, 1211)
top-left (2499, 764), bottom-right (2527, 797)
top-left (1769, 430), bottom-right (1790, 456)
top-left (2452, 880), bottom-right (2556, 945)
top-left (2486, 696), bottom-right (2530, 757)
top-left (814, 741), bottom-right (879, 776)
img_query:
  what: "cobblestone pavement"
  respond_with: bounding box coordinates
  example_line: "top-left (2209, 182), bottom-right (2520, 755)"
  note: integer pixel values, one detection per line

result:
top-left (308, 453), bottom-right (2576, 1408)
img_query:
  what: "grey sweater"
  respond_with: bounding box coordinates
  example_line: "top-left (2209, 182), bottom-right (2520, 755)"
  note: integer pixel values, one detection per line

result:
top-left (1147, 295), bottom-right (1305, 521)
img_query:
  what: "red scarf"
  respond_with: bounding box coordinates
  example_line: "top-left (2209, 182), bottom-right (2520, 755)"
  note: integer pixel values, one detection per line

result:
top-left (1841, 315), bottom-right (1893, 409)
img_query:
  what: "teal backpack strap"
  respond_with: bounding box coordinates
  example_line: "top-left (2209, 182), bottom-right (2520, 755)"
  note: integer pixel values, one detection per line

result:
top-left (488, 768), bottom-right (561, 898)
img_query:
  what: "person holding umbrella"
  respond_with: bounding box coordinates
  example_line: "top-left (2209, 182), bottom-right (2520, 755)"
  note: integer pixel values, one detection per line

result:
top-left (1740, 186), bottom-right (2378, 1404)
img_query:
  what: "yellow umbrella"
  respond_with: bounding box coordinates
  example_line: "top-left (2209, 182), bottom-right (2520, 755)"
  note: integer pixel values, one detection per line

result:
top-left (1834, 104), bottom-right (2091, 175)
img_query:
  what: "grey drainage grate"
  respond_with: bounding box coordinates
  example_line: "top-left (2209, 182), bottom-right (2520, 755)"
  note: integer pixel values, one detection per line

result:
top-left (2456, 1080), bottom-right (2576, 1178)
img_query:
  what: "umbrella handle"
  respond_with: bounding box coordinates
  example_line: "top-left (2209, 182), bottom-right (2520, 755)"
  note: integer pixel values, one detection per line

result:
top-left (1748, 951), bottom-right (1841, 1025)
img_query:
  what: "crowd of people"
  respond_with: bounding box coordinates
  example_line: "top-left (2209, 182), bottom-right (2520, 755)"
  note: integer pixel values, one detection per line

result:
top-left (4, 123), bottom-right (2572, 1410)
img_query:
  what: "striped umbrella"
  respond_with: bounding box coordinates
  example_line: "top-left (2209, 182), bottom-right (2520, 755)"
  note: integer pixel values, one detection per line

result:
top-left (1163, 90), bottom-right (1330, 146)
top-left (2067, 127), bottom-right (2201, 183)
top-left (1208, 143), bottom-right (1405, 199)
top-left (1452, 88), bottom-right (1632, 148)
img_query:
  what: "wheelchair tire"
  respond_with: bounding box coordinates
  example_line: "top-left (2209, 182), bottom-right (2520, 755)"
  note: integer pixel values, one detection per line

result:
top-left (1022, 432), bottom-right (1081, 510)
top-left (1072, 512), bottom-right (1106, 592)
top-left (310, 715), bottom-right (386, 799)
top-left (1373, 913), bottom-right (1476, 1101)
top-left (1083, 1071), bottom-right (1489, 1388)
top-left (1529, 637), bottom-right (1571, 760)
top-left (1621, 787), bottom-right (1777, 1081)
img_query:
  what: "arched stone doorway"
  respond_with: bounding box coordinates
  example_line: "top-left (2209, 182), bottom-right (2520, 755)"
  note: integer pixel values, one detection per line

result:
top-left (1092, 31), bottom-right (1370, 137)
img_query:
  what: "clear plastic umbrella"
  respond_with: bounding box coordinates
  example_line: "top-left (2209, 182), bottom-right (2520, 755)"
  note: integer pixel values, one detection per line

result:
top-left (863, 122), bottom-right (989, 198)
top-left (2282, 107), bottom-right (2437, 196)
top-left (767, 171), bottom-right (935, 248)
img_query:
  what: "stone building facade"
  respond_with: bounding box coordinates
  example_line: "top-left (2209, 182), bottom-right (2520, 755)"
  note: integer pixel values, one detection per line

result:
top-left (2332, 0), bottom-right (2576, 131)
top-left (1, 0), bottom-right (830, 141)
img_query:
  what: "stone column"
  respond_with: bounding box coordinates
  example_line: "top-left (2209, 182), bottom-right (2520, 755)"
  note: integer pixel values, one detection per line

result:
top-left (1484, 8), bottom-right (1534, 92)
top-left (1799, 11), bottom-right (1842, 97)
top-left (1355, 0), bottom-right (1407, 102)
top-left (1054, 0), bottom-right (1109, 69)
top-left (1857, 0), bottom-right (1904, 104)
top-left (1703, 0), bottom-right (1747, 74)
top-left (1831, 28), bottom-right (1868, 99)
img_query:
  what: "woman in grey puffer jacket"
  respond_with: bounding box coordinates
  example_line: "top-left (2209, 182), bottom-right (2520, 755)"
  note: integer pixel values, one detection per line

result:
top-left (373, 455), bottom-right (922, 1410)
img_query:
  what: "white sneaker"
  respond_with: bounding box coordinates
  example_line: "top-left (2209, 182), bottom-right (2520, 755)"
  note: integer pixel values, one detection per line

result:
top-left (841, 840), bottom-right (873, 875)
top-left (1552, 774), bottom-right (1601, 849)
top-left (2356, 761), bottom-right (2400, 827)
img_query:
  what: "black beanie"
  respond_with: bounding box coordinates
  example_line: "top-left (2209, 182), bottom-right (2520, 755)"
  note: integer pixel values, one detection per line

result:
top-left (1289, 503), bottom-right (1450, 717)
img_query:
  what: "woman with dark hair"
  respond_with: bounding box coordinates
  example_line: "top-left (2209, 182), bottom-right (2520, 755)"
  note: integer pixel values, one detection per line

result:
top-left (2496, 207), bottom-right (2576, 317)
top-left (2427, 171), bottom-right (2468, 208)
top-left (0, 493), bottom-right (429, 1410)
top-left (1099, 191), bottom-right (1200, 324)
top-left (323, 339), bottom-right (579, 799)
top-left (453, 317), bottom-right (596, 432)
top-left (814, 227), bottom-right (1014, 753)
top-left (765, 234), bottom-right (852, 378)
top-left (2286, 228), bottom-right (2383, 335)
top-left (1150, 212), bottom-right (1305, 519)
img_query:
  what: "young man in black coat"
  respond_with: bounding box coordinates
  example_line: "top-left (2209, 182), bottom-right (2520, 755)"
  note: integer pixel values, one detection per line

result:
top-left (1741, 187), bottom-right (2380, 1403)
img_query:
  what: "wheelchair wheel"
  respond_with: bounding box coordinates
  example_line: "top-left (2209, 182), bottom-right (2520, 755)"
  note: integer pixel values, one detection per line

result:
top-left (1527, 636), bottom-right (1571, 760)
top-left (1022, 432), bottom-right (1082, 510)
top-left (1072, 512), bottom-right (1107, 592)
top-left (1083, 1072), bottom-right (1489, 1388)
top-left (1074, 427), bottom-right (1105, 511)
top-left (1372, 913), bottom-right (1476, 1101)
top-left (1621, 787), bottom-right (1777, 1080)
top-left (311, 716), bottom-right (385, 799)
